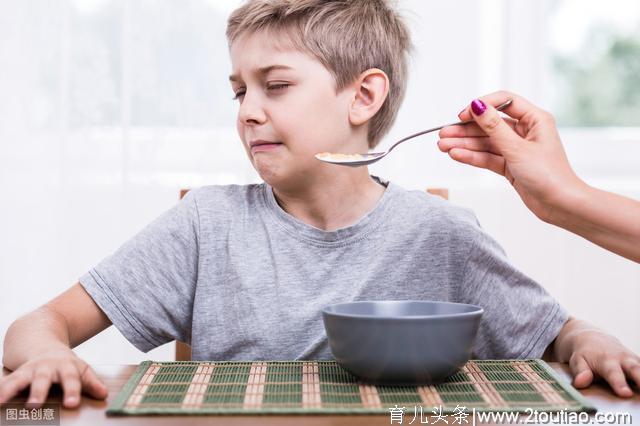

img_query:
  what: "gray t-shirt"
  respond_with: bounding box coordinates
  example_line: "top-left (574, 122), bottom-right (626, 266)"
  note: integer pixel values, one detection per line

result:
top-left (80, 177), bottom-right (568, 361)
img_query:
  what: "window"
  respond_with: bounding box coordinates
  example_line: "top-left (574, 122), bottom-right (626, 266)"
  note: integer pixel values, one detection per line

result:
top-left (549, 0), bottom-right (640, 127)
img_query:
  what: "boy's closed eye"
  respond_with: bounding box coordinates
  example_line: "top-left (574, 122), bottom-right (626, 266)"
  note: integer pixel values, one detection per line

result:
top-left (232, 82), bottom-right (292, 101)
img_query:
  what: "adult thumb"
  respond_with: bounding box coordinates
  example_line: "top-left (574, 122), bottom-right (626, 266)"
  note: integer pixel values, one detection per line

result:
top-left (470, 99), bottom-right (519, 153)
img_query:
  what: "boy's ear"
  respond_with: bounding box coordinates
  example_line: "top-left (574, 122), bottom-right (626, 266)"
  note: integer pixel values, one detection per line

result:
top-left (348, 68), bottom-right (389, 126)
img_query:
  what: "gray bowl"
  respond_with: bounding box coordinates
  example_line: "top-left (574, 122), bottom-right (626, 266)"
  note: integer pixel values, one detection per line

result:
top-left (322, 300), bottom-right (483, 385)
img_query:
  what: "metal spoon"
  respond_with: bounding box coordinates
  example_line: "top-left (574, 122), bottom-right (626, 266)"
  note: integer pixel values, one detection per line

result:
top-left (315, 99), bottom-right (513, 167)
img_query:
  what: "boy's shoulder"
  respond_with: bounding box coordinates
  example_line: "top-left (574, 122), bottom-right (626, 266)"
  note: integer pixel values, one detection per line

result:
top-left (185, 183), bottom-right (265, 208)
top-left (389, 183), bottom-right (479, 231)
top-left (387, 184), bottom-right (498, 256)
top-left (173, 184), bottom-right (267, 229)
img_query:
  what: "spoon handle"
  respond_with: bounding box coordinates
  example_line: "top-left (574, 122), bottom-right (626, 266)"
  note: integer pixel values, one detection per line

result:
top-left (387, 99), bottom-right (513, 153)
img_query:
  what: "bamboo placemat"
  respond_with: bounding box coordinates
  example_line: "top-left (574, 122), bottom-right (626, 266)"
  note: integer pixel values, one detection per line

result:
top-left (107, 359), bottom-right (596, 416)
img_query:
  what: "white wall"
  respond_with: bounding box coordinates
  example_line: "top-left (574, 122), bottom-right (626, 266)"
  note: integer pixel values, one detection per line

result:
top-left (1, 0), bottom-right (638, 366)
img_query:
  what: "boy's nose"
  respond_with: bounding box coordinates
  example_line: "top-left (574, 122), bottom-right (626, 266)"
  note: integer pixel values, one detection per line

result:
top-left (238, 93), bottom-right (267, 126)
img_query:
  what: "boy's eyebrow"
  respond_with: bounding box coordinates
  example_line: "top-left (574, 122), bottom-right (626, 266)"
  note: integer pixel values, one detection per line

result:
top-left (229, 64), bottom-right (293, 82)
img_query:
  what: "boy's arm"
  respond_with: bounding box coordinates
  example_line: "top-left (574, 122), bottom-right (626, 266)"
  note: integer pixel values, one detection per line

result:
top-left (0, 283), bottom-right (111, 408)
top-left (548, 317), bottom-right (640, 397)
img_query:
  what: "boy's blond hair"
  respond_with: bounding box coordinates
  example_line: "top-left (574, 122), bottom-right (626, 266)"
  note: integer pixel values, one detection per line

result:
top-left (227, 0), bottom-right (411, 148)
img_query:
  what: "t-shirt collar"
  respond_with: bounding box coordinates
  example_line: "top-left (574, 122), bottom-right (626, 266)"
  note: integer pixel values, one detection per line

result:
top-left (261, 176), bottom-right (397, 244)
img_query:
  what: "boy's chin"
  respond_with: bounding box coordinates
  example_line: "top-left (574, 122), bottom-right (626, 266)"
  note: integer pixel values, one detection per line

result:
top-left (253, 161), bottom-right (286, 187)
top-left (254, 164), bottom-right (312, 191)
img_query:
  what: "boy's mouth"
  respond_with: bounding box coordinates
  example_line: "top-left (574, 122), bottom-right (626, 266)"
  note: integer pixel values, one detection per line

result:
top-left (249, 140), bottom-right (283, 153)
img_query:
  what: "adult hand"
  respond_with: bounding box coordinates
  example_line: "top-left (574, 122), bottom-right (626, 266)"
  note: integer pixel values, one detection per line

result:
top-left (438, 90), bottom-right (583, 223)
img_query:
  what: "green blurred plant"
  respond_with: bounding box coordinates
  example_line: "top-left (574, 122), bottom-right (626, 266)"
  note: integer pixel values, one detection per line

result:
top-left (554, 26), bottom-right (640, 126)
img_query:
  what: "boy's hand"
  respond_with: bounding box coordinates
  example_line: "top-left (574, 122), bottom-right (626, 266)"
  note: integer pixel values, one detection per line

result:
top-left (558, 323), bottom-right (640, 398)
top-left (0, 347), bottom-right (108, 408)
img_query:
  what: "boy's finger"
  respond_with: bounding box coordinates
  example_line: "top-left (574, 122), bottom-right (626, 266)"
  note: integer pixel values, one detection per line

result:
top-left (448, 149), bottom-right (506, 177)
top-left (0, 371), bottom-right (31, 403)
top-left (622, 358), bottom-right (640, 391)
top-left (27, 369), bottom-right (53, 406)
top-left (599, 361), bottom-right (633, 397)
top-left (569, 355), bottom-right (593, 389)
top-left (80, 365), bottom-right (108, 400)
top-left (58, 365), bottom-right (82, 408)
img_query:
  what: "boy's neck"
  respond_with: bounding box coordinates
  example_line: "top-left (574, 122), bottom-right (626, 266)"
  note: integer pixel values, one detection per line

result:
top-left (271, 169), bottom-right (386, 232)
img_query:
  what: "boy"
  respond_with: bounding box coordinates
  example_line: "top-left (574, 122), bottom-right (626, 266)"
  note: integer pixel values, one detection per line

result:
top-left (1, 0), bottom-right (638, 409)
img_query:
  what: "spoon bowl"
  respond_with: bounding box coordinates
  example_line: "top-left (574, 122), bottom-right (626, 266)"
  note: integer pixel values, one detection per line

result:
top-left (315, 99), bottom-right (512, 167)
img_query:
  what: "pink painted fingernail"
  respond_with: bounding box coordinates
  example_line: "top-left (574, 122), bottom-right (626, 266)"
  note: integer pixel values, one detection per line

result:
top-left (471, 99), bottom-right (487, 116)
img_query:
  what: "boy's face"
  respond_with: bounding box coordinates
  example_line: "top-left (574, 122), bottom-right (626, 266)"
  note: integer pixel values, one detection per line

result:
top-left (229, 31), bottom-right (359, 189)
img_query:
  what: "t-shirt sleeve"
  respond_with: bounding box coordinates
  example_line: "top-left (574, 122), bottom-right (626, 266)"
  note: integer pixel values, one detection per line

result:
top-left (79, 190), bottom-right (200, 352)
top-left (457, 216), bottom-right (569, 359)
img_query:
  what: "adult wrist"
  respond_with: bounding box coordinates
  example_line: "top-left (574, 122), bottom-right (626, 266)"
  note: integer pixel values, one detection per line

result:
top-left (544, 174), bottom-right (590, 228)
